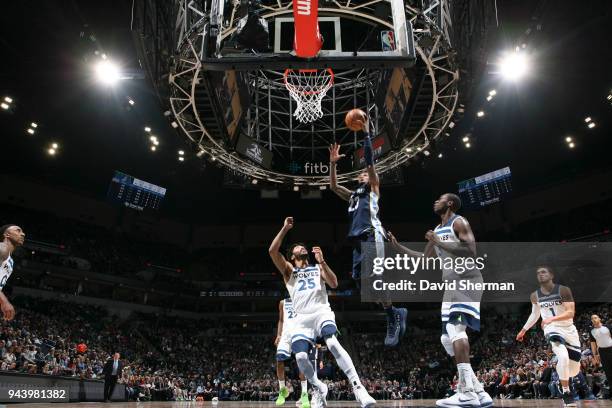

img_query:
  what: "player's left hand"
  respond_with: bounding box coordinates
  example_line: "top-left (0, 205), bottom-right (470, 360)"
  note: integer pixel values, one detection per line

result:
top-left (312, 247), bottom-right (325, 264)
top-left (541, 317), bottom-right (554, 328)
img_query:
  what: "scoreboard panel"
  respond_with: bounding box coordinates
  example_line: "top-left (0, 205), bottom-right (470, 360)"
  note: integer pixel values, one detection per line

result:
top-left (457, 167), bottom-right (512, 210)
top-left (107, 171), bottom-right (166, 211)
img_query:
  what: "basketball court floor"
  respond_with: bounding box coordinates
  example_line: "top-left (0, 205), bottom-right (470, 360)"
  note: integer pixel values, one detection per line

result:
top-left (15, 401), bottom-right (612, 407)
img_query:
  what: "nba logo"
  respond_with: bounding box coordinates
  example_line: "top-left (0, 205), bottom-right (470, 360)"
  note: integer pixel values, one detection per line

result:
top-left (381, 30), bottom-right (395, 51)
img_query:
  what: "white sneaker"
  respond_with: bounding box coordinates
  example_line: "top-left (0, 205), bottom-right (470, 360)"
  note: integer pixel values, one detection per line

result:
top-left (353, 384), bottom-right (376, 408)
top-left (476, 390), bottom-right (493, 407)
top-left (436, 391), bottom-right (480, 408)
top-left (318, 382), bottom-right (328, 407)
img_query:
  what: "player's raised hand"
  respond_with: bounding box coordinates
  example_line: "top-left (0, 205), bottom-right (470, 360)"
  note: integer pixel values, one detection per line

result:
top-left (312, 246), bottom-right (325, 264)
top-left (283, 217), bottom-right (294, 230)
top-left (329, 143), bottom-right (345, 163)
top-left (516, 329), bottom-right (526, 342)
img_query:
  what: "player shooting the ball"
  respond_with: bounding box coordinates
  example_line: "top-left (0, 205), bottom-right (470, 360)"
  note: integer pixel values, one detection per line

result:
top-left (328, 109), bottom-right (407, 347)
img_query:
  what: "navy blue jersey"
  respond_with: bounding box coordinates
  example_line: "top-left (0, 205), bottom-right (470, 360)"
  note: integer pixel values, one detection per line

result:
top-left (347, 183), bottom-right (385, 238)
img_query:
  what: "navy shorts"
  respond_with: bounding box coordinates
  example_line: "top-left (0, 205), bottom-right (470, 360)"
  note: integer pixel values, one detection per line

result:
top-left (351, 229), bottom-right (387, 280)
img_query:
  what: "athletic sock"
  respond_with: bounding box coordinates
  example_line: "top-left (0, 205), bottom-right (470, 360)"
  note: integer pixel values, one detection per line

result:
top-left (301, 381), bottom-right (308, 394)
top-left (457, 363), bottom-right (475, 393)
top-left (279, 380), bottom-right (285, 390)
top-left (326, 337), bottom-right (361, 386)
top-left (468, 367), bottom-right (484, 393)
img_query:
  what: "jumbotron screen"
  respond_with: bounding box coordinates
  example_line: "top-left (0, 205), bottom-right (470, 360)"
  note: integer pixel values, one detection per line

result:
top-left (107, 171), bottom-right (166, 211)
top-left (457, 166), bottom-right (512, 210)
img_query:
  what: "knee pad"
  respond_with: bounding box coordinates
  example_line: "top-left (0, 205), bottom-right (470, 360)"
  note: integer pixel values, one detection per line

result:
top-left (292, 339), bottom-right (310, 355)
top-left (440, 334), bottom-right (455, 357)
top-left (445, 322), bottom-right (468, 344)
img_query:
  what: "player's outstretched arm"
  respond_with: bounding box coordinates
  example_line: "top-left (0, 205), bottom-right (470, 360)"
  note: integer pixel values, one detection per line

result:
top-left (328, 143), bottom-right (351, 201)
top-left (517, 292), bottom-right (540, 341)
top-left (269, 217), bottom-right (294, 281)
top-left (355, 118), bottom-right (380, 196)
top-left (312, 246), bottom-right (338, 288)
top-left (387, 231), bottom-right (436, 258)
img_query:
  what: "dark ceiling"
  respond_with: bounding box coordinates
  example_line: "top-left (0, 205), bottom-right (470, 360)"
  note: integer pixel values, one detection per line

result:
top-left (0, 0), bottom-right (610, 225)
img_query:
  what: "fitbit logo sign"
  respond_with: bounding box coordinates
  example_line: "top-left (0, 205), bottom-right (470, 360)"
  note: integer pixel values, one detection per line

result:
top-left (288, 161), bottom-right (328, 174)
top-left (304, 162), bottom-right (328, 174)
top-left (296, 0), bottom-right (311, 15)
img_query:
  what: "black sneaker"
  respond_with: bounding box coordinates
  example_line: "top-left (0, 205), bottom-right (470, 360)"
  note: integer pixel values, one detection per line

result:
top-left (562, 391), bottom-right (576, 407)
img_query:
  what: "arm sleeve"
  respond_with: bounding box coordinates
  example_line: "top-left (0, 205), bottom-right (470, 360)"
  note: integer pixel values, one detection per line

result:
top-left (363, 132), bottom-right (373, 166)
top-left (522, 302), bottom-right (541, 331)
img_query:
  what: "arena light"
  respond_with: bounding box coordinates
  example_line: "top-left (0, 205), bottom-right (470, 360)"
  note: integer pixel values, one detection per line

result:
top-left (178, 156), bottom-right (185, 162)
top-left (568, 142), bottom-right (575, 149)
top-left (0, 102), bottom-right (9, 110)
top-left (293, 185), bottom-right (299, 192)
top-left (319, 185), bottom-right (327, 190)
top-left (489, 89), bottom-right (497, 96)
top-left (128, 98), bottom-right (135, 106)
top-left (588, 122), bottom-right (596, 129)
top-left (47, 148), bottom-right (56, 155)
top-left (145, 126), bottom-right (152, 133)
top-left (423, 150), bottom-right (431, 157)
top-left (178, 150), bottom-right (185, 155)
top-left (52, 143), bottom-right (59, 149)
top-left (405, 147), bottom-right (413, 153)
top-left (607, 94), bottom-right (612, 101)
top-left (153, 140), bottom-right (159, 146)
top-left (30, 122), bottom-right (38, 128)
top-left (476, 111), bottom-right (485, 118)
top-left (499, 50), bottom-right (529, 81)
top-left (438, 153), bottom-right (443, 159)
top-left (26, 128), bottom-right (35, 135)
top-left (150, 146), bottom-right (156, 151)
top-left (251, 179), bottom-right (258, 185)
top-left (95, 60), bottom-right (121, 85)
top-left (465, 142), bottom-right (471, 148)
top-left (486, 95), bottom-right (493, 101)
top-left (171, 121), bottom-right (179, 129)
top-left (4, 96), bottom-right (13, 103)
top-left (196, 149), bottom-right (205, 158)
top-left (584, 117), bottom-right (592, 123)
top-left (565, 136), bottom-right (573, 143)
top-left (149, 136), bottom-right (157, 142)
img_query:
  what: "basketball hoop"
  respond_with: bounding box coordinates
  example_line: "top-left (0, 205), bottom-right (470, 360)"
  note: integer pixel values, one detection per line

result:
top-left (283, 68), bottom-right (334, 123)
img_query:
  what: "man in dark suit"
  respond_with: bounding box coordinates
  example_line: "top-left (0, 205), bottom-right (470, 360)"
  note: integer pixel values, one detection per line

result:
top-left (103, 352), bottom-right (123, 402)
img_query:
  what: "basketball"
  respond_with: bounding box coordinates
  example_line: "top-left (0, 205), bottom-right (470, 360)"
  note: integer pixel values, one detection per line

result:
top-left (345, 108), bottom-right (366, 131)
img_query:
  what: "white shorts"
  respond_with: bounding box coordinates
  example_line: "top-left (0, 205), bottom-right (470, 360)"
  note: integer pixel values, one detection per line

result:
top-left (276, 330), bottom-right (293, 361)
top-left (291, 307), bottom-right (337, 345)
top-left (441, 299), bottom-right (481, 332)
top-left (545, 323), bottom-right (581, 361)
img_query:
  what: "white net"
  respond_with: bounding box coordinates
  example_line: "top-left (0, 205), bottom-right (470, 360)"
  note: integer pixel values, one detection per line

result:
top-left (283, 69), bottom-right (334, 123)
